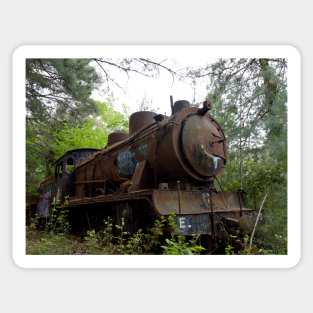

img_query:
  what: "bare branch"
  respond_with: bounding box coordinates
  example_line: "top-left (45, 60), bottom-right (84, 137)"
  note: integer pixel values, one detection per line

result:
top-left (94, 59), bottom-right (126, 93)
top-left (249, 193), bottom-right (268, 249)
top-left (94, 58), bottom-right (151, 78)
top-left (137, 58), bottom-right (177, 85)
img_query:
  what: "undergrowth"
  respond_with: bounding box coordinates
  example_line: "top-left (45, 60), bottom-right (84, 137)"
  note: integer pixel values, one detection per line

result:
top-left (27, 209), bottom-right (286, 255)
top-left (26, 214), bottom-right (205, 255)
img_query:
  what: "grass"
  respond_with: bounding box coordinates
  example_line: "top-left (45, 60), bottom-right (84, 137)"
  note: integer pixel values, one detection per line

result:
top-left (26, 213), bottom-right (287, 255)
top-left (26, 230), bottom-right (92, 254)
top-left (26, 215), bottom-right (207, 255)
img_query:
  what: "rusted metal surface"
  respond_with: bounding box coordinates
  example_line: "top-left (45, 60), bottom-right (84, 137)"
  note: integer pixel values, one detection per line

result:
top-left (152, 190), bottom-right (250, 216)
top-left (36, 149), bottom-right (100, 213)
top-left (68, 189), bottom-right (250, 215)
top-left (107, 131), bottom-right (128, 146)
top-left (36, 192), bottom-right (51, 217)
top-left (156, 104), bottom-right (226, 182)
top-left (129, 111), bottom-right (157, 135)
top-left (68, 189), bottom-right (154, 207)
top-left (128, 160), bottom-right (153, 191)
top-left (54, 148), bottom-right (99, 169)
top-left (70, 100), bottom-right (228, 204)
top-left (172, 99), bottom-right (191, 114)
top-left (67, 187), bottom-right (252, 237)
top-left (36, 176), bottom-right (56, 217)
top-left (181, 114), bottom-right (225, 177)
top-left (116, 149), bottom-right (137, 178)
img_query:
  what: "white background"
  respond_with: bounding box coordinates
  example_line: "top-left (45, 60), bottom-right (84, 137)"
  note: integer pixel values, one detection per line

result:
top-left (1, 1), bottom-right (311, 312)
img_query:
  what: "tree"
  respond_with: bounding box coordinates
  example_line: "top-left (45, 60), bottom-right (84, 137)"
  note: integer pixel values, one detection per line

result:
top-left (26, 59), bottom-right (99, 197)
top-left (53, 101), bottom-right (128, 159)
top-left (26, 100), bottom-right (128, 199)
top-left (26, 59), bottom-right (100, 124)
top-left (193, 58), bottom-right (288, 253)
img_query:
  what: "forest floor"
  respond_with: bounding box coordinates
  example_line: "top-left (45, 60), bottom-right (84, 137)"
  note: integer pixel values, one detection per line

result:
top-left (26, 212), bottom-right (287, 255)
top-left (26, 230), bottom-right (94, 254)
top-left (26, 229), bottom-right (279, 255)
top-left (26, 228), bottom-right (206, 255)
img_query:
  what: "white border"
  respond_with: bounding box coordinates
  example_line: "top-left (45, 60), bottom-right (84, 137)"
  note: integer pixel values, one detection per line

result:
top-left (12, 45), bottom-right (301, 268)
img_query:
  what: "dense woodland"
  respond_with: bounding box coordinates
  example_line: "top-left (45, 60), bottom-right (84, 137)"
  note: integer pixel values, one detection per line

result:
top-left (26, 57), bottom-right (287, 255)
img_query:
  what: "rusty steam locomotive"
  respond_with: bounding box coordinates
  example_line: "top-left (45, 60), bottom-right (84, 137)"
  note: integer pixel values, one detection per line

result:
top-left (36, 99), bottom-right (251, 247)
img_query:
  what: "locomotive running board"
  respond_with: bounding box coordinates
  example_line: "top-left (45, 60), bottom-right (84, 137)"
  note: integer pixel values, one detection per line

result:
top-left (68, 189), bottom-right (250, 216)
top-left (152, 190), bottom-right (251, 216)
top-left (67, 189), bottom-right (154, 207)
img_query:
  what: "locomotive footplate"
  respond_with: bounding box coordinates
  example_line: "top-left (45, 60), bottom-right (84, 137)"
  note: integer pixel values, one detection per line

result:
top-left (152, 189), bottom-right (251, 215)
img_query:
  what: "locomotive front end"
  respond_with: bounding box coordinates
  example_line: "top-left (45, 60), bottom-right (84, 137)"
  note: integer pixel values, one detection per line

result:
top-left (155, 100), bottom-right (227, 182)
top-left (180, 104), bottom-right (226, 179)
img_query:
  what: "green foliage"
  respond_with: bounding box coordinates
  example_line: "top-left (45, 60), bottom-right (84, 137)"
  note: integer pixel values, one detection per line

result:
top-left (27, 214), bottom-right (206, 255)
top-left (95, 101), bottom-right (128, 132)
top-left (26, 100), bottom-right (128, 200)
top-left (26, 122), bottom-right (53, 198)
top-left (53, 120), bottom-right (106, 159)
top-left (162, 237), bottom-right (205, 255)
top-left (84, 230), bottom-right (105, 254)
top-left (26, 59), bottom-right (100, 124)
top-left (52, 101), bottom-right (128, 159)
top-left (219, 152), bottom-right (287, 254)
top-left (45, 205), bottom-right (71, 234)
top-left (224, 243), bottom-right (234, 255)
top-left (122, 229), bottom-right (146, 255)
top-left (26, 231), bottom-right (85, 255)
top-left (26, 58), bottom-right (103, 200)
top-left (207, 58), bottom-right (287, 254)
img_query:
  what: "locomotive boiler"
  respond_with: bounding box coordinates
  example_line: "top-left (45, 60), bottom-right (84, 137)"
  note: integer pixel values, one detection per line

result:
top-left (37, 99), bottom-right (251, 246)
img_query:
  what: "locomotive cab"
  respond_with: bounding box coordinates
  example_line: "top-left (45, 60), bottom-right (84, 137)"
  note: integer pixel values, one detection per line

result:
top-left (54, 148), bottom-right (100, 201)
top-left (35, 148), bottom-right (99, 217)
